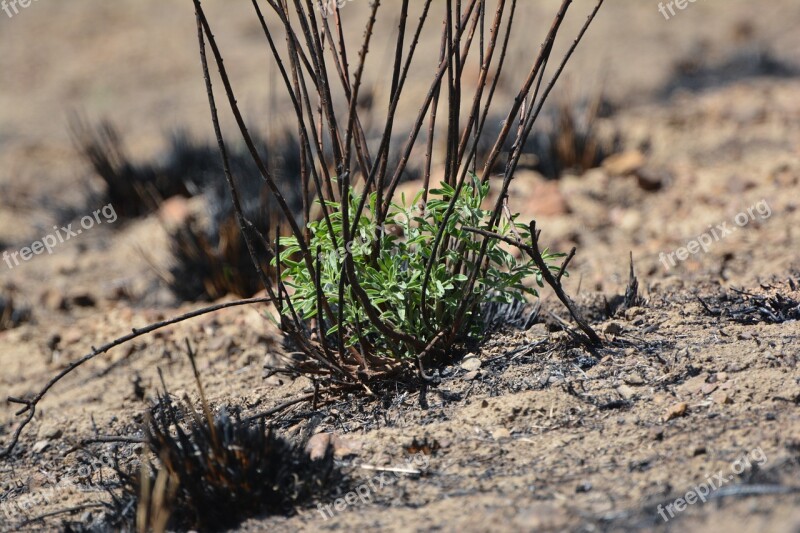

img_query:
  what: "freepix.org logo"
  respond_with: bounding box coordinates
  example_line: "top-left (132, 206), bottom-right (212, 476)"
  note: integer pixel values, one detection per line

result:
top-left (1, 0), bottom-right (41, 19)
top-left (3, 203), bottom-right (118, 270)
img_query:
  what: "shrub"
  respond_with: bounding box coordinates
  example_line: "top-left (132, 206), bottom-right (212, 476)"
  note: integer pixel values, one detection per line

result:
top-left (187, 0), bottom-right (605, 383)
top-left (277, 176), bottom-right (562, 359)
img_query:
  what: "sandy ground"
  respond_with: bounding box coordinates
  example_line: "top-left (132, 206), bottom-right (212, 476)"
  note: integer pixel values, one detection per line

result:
top-left (1, 1), bottom-right (800, 532)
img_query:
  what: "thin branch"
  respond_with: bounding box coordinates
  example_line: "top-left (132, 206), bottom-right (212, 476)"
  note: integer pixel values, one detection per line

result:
top-left (0, 297), bottom-right (272, 458)
top-left (462, 224), bottom-right (601, 346)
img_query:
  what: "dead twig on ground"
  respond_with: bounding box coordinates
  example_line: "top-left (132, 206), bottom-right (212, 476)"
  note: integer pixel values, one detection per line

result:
top-left (0, 296), bottom-right (272, 459)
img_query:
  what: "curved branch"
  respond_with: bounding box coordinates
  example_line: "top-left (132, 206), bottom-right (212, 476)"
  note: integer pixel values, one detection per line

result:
top-left (0, 297), bottom-right (273, 459)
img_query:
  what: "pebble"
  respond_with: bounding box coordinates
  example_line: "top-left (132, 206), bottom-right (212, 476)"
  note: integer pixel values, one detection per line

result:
top-left (603, 150), bottom-right (646, 176)
top-left (617, 384), bottom-right (637, 400)
top-left (38, 424), bottom-right (63, 440)
top-left (712, 391), bottom-right (732, 405)
top-left (461, 357), bottom-right (482, 372)
top-left (305, 433), bottom-right (362, 460)
top-left (635, 166), bottom-right (669, 191)
top-left (664, 402), bottom-right (688, 421)
top-left (624, 374), bottom-right (645, 385)
top-left (32, 440), bottom-right (50, 454)
top-left (492, 428), bottom-right (511, 440)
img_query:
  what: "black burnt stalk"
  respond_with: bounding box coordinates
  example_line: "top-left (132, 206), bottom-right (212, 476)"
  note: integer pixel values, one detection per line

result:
top-left (95, 346), bottom-right (341, 532)
top-left (165, 129), bottom-right (305, 301)
top-left (0, 290), bottom-right (31, 331)
top-left (124, 394), bottom-right (339, 531)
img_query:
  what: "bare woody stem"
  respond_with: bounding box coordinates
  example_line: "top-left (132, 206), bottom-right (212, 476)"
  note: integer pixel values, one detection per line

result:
top-left (462, 223), bottom-right (601, 346)
top-left (0, 297), bottom-right (274, 459)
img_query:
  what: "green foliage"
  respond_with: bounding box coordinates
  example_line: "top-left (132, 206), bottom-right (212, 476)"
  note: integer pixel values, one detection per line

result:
top-left (274, 175), bottom-right (564, 359)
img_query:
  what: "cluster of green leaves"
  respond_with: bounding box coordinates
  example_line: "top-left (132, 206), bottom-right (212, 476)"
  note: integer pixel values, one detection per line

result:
top-left (275, 175), bottom-right (564, 359)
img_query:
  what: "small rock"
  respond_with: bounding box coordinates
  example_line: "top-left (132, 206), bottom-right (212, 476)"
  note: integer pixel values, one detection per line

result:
top-left (236, 352), bottom-right (260, 368)
top-left (492, 428), bottom-right (511, 440)
top-left (38, 424), bottom-right (63, 440)
top-left (679, 374), bottom-right (708, 396)
top-left (575, 482), bottom-right (592, 493)
top-left (463, 370), bottom-right (481, 381)
top-left (616, 209), bottom-right (642, 231)
top-left (602, 150), bottom-right (646, 176)
top-left (701, 383), bottom-right (719, 395)
top-left (62, 327), bottom-right (83, 346)
top-left (32, 440), bottom-right (50, 454)
top-left (305, 433), bottom-right (333, 460)
top-left (510, 171), bottom-right (569, 217)
top-left (527, 323), bottom-right (548, 337)
top-left (263, 375), bottom-right (285, 387)
top-left (305, 433), bottom-right (362, 460)
top-left (159, 196), bottom-right (191, 227)
top-left (40, 289), bottom-right (67, 311)
top-left (624, 307), bottom-right (645, 321)
top-left (461, 357), bottom-right (482, 372)
top-left (624, 374), bottom-right (645, 386)
top-left (665, 402), bottom-right (688, 421)
top-left (712, 391), bottom-right (732, 405)
top-left (207, 335), bottom-right (234, 354)
top-left (617, 384), bottom-right (637, 400)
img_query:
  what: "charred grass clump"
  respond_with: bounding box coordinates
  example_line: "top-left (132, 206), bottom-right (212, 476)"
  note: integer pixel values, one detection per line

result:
top-left (73, 117), bottom-right (306, 301)
top-left (103, 393), bottom-right (340, 532)
top-left (80, 349), bottom-right (342, 532)
top-left (70, 118), bottom-right (189, 219)
top-left (534, 89), bottom-right (620, 179)
top-left (165, 130), bottom-right (305, 301)
top-left (0, 291), bottom-right (31, 331)
top-left (479, 88), bottom-right (620, 179)
top-left (697, 276), bottom-right (800, 325)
